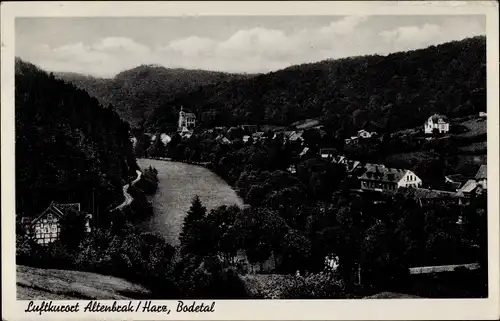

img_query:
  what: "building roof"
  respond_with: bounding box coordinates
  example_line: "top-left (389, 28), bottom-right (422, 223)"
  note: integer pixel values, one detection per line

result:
top-left (445, 174), bottom-right (469, 184)
top-left (428, 114), bottom-right (449, 123)
top-left (252, 132), bottom-right (264, 138)
top-left (30, 202), bottom-right (81, 224)
top-left (299, 147), bottom-right (309, 157)
top-left (475, 164), bottom-right (487, 180)
top-left (320, 148), bottom-right (335, 155)
top-left (346, 160), bottom-right (361, 172)
top-left (396, 187), bottom-right (464, 199)
top-left (289, 131), bottom-right (303, 141)
top-left (54, 202), bottom-right (81, 213)
top-left (459, 179), bottom-right (478, 193)
top-left (359, 165), bottom-right (407, 183)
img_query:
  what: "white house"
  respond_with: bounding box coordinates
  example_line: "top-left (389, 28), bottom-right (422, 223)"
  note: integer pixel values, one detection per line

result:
top-left (357, 129), bottom-right (377, 139)
top-left (424, 114), bottom-right (450, 134)
top-left (359, 164), bottom-right (422, 192)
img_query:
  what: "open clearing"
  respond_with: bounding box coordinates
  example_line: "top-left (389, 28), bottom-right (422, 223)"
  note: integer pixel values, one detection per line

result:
top-left (137, 159), bottom-right (244, 246)
top-left (456, 118), bottom-right (487, 138)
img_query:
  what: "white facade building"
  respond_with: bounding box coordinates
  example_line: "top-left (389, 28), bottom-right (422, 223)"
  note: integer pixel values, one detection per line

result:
top-left (424, 114), bottom-right (450, 134)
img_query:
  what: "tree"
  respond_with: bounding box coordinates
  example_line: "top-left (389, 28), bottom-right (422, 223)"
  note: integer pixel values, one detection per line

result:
top-left (280, 229), bottom-right (311, 274)
top-left (179, 196), bottom-right (210, 256)
top-left (59, 210), bottom-right (88, 251)
top-left (237, 207), bottom-right (289, 271)
top-left (147, 134), bottom-right (166, 158)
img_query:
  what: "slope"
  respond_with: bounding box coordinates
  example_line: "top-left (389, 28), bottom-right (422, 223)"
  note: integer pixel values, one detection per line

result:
top-left (56, 65), bottom-right (255, 126)
top-left (17, 265), bottom-right (151, 300)
top-left (147, 36), bottom-right (486, 134)
top-left (15, 58), bottom-right (137, 219)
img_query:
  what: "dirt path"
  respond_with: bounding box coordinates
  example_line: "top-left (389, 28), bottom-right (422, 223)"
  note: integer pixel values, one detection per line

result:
top-left (113, 170), bottom-right (142, 211)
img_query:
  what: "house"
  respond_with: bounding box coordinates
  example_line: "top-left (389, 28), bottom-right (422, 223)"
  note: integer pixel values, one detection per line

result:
top-left (216, 134), bottom-right (232, 145)
top-left (179, 126), bottom-right (193, 139)
top-left (357, 129), bottom-right (375, 139)
top-left (445, 174), bottom-right (469, 191)
top-left (331, 156), bottom-right (360, 173)
top-left (458, 179), bottom-right (478, 195)
top-left (359, 164), bottom-right (422, 193)
top-left (424, 114), bottom-right (450, 134)
top-left (320, 148), bottom-right (335, 159)
top-left (479, 111), bottom-right (487, 118)
top-left (475, 164), bottom-right (487, 189)
top-left (178, 106), bottom-right (196, 130)
top-left (160, 133), bottom-right (171, 145)
top-left (241, 125), bottom-right (258, 134)
top-left (243, 135), bottom-right (251, 143)
top-left (289, 131), bottom-right (304, 142)
top-left (299, 147), bottom-right (310, 157)
top-left (23, 202), bottom-right (92, 246)
top-left (252, 132), bottom-right (265, 141)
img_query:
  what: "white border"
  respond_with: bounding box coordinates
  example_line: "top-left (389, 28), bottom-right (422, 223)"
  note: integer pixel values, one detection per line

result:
top-left (2, 1), bottom-right (499, 320)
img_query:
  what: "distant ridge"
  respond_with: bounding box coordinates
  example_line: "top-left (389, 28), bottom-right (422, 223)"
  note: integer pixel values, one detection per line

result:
top-left (56, 64), bottom-right (256, 126)
top-left (146, 36), bottom-right (486, 133)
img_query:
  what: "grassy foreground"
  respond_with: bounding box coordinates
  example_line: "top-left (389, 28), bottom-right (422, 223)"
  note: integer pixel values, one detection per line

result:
top-left (17, 265), bottom-right (151, 300)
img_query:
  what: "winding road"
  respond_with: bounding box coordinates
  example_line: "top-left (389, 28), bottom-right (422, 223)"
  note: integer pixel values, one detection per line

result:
top-left (113, 170), bottom-right (142, 211)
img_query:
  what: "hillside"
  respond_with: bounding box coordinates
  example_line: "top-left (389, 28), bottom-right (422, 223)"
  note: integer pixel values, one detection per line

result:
top-left (147, 36), bottom-right (486, 134)
top-left (15, 58), bottom-right (137, 217)
top-left (56, 65), bottom-right (255, 126)
top-left (17, 265), bottom-right (151, 300)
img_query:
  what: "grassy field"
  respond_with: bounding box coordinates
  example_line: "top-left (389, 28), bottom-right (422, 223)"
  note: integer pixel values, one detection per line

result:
top-left (136, 159), bottom-right (244, 246)
top-left (456, 118), bottom-right (487, 138)
top-left (458, 141), bottom-right (487, 153)
top-left (17, 265), bottom-right (151, 300)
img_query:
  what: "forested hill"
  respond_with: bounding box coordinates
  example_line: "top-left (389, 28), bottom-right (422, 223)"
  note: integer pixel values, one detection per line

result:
top-left (147, 36), bottom-right (486, 134)
top-left (15, 58), bottom-right (137, 217)
top-left (56, 65), bottom-right (255, 127)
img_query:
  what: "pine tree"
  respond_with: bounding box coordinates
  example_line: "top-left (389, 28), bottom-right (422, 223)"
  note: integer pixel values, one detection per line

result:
top-left (179, 196), bottom-right (208, 256)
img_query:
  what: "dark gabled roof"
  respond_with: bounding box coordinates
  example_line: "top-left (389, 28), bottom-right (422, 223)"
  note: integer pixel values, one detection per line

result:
top-left (359, 164), bottom-right (408, 183)
top-left (53, 202), bottom-right (80, 213)
top-left (413, 188), bottom-right (463, 199)
top-left (397, 187), bottom-right (463, 199)
top-left (30, 201), bottom-right (81, 224)
top-left (320, 148), bottom-right (335, 154)
top-left (428, 114), bottom-right (449, 123)
top-left (475, 164), bottom-right (487, 180)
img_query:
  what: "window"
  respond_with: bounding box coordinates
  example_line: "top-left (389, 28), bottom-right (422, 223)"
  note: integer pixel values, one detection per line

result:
top-left (46, 214), bottom-right (53, 220)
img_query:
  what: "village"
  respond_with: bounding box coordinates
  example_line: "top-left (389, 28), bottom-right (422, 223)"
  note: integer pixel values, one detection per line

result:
top-left (20, 103), bottom-right (487, 273)
top-left (151, 107), bottom-right (487, 203)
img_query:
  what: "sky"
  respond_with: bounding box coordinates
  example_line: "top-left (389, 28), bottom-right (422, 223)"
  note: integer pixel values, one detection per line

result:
top-left (15, 15), bottom-right (486, 78)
